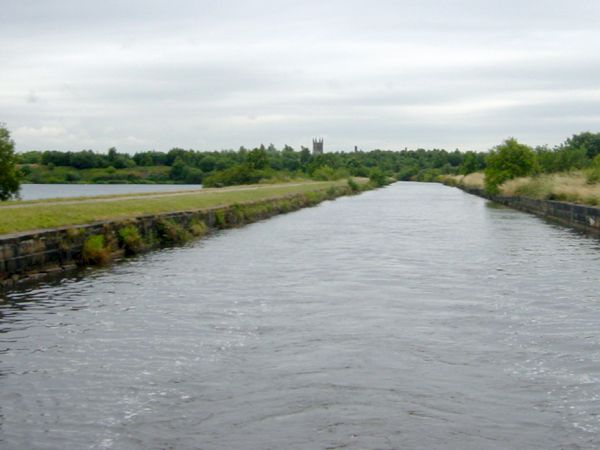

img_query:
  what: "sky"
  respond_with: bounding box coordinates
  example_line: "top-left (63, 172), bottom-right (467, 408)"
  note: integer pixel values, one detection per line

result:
top-left (2, 0), bottom-right (600, 153)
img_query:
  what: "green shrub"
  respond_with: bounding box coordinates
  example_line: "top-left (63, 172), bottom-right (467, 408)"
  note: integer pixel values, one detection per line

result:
top-left (156, 219), bottom-right (190, 244)
top-left (65, 171), bottom-right (81, 182)
top-left (202, 164), bottom-right (268, 187)
top-left (484, 138), bottom-right (537, 194)
top-left (326, 186), bottom-right (337, 197)
top-left (369, 168), bottom-right (388, 187)
top-left (415, 168), bottom-right (442, 182)
top-left (230, 203), bottom-right (245, 223)
top-left (311, 165), bottom-right (349, 181)
top-left (396, 165), bottom-right (420, 181)
top-left (214, 210), bottom-right (226, 228)
top-left (586, 155), bottom-right (600, 184)
top-left (189, 220), bottom-right (208, 237)
top-left (82, 234), bottom-right (110, 265)
top-left (117, 225), bottom-right (144, 254)
top-left (347, 177), bottom-right (360, 192)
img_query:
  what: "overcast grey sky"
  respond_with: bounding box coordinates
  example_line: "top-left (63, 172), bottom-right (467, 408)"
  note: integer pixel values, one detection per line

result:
top-left (2, 0), bottom-right (600, 153)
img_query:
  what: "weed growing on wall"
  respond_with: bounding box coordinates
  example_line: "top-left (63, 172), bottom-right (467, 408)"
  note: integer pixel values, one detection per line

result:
top-left (117, 225), bottom-right (145, 254)
top-left (82, 234), bottom-right (110, 265)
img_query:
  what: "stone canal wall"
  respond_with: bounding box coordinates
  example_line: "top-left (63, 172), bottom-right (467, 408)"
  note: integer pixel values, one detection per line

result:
top-left (458, 186), bottom-right (600, 234)
top-left (0, 186), bottom-right (351, 289)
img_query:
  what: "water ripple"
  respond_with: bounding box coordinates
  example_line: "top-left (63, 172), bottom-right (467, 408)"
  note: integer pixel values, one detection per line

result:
top-left (1, 182), bottom-right (600, 449)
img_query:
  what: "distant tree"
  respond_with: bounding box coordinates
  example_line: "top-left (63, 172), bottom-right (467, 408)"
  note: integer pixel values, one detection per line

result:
top-left (484, 138), bottom-right (537, 194)
top-left (368, 168), bottom-right (388, 186)
top-left (299, 147), bottom-right (311, 165)
top-left (246, 147), bottom-right (269, 170)
top-left (169, 157), bottom-right (187, 180)
top-left (108, 147), bottom-right (118, 163)
top-left (564, 132), bottom-right (600, 159)
top-left (70, 150), bottom-right (103, 169)
top-left (18, 150), bottom-right (42, 164)
top-left (0, 124), bottom-right (21, 200)
top-left (459, 151), bottom-right (485, 175)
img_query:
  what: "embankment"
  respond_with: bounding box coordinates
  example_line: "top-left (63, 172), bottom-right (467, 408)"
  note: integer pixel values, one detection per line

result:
top-left (455, 185), bottom-right (600, 234)
top-left (0, 183), bottom-right (359, 289)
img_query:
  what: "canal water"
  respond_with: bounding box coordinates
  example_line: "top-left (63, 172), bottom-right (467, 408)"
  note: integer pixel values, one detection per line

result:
top-left (16, 183), bottom-right (202, 201)
top-left (1, 182), bottom-right (600, 449)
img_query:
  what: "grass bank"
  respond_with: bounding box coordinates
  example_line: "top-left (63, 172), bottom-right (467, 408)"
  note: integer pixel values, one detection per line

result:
top-left (0, 180), bottom-right (365, 235)
top-left (1, 179), bottom-right (381, 287)
top-left (442, 171), bottom-right (600, 206)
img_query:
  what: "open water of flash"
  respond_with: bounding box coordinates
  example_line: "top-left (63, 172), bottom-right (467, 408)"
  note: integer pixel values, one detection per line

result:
top-left (1, 182), bottom-right (600, 449)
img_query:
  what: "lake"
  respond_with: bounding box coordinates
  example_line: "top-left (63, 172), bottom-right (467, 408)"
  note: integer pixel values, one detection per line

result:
top-left (1, 182), bottom-right (599, 449)
top-left (16, 183), bottom-right (203, 200)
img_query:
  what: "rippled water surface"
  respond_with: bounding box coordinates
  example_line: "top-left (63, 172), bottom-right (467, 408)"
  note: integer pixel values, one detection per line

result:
top-left (2, 182), bottom-right (600, 449)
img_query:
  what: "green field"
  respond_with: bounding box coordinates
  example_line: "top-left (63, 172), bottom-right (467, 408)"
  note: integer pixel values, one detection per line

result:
top-left (0, 181), bottom-right (351, 235)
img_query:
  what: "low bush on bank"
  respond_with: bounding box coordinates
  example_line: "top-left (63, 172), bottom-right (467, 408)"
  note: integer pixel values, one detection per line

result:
top-left (117, 225), bottom-right (145, 254)
top-left (586, 155), bottom-right (600, 184)
top-left (189, 220), bottom-right (208, 237)
top-left (446, 170), bottom-right (600, 206)
top-left (156, 219), bottom-right (190, 244)
top-left (368, 169), bottom-right (389, 187)
top-left (82, 234), bottom-right (110, 265)
top-left (311, 165), bottom-right (349, 181)
top-left (441, 172), bottom-right (485, 189)
top-left (484, 138), bottom-right (537, 194)
top-left (202, 164), bottom-right (268, 187)
top-left (347, 177), bottom-right (360, 192)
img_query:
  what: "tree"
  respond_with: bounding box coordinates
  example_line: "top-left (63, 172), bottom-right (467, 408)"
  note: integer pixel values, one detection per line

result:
top-left (169, 157), bottom-right (187, 180)
top-left (0, 125), bottom-right (20, 200)
top-left (564, 131), bottom-right (600, 159)
top-left (484, 138), bottom-right (537, 194)
top-left (459, 151), bottom-right (485, 175)
top-left (246, 147), bottom-right (269, 170)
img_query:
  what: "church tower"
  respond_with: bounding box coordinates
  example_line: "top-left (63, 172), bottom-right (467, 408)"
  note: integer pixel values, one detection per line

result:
top-left (312, 138), bottom-right (323, 155)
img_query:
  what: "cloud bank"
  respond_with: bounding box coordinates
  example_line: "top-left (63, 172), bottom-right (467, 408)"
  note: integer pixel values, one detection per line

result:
top-left (2, 0), bottom-right (600, 152)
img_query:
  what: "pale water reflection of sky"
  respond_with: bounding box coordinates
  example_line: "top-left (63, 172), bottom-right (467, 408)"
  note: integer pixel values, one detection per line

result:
top-left (2, 0), bottom-right (600, 153)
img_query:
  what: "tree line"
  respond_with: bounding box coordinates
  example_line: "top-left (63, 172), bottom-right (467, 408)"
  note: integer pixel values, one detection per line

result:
top-left (2, 123), bottom-right (600, 199)
top-left (16, 143), bottom-right (485, 186)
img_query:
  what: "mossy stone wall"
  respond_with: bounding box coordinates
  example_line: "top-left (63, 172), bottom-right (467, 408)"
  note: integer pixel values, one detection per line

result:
top-left (460, 186), bottom-right (600, 234)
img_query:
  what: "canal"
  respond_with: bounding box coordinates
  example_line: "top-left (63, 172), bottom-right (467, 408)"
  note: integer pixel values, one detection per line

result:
top-left (1, 182), bottom-right (599, 449)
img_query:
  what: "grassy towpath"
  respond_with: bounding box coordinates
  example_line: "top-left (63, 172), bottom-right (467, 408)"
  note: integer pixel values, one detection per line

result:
top-left (0, 180), bottom-right (348, 235)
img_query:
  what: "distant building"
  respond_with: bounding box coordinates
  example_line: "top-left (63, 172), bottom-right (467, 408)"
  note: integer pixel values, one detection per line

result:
top-left (312, 138), bottom-right (323, 155)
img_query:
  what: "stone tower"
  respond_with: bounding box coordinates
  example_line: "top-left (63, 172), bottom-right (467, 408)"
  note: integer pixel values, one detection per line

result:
top-left (312, 138), bottom-right (323, 155)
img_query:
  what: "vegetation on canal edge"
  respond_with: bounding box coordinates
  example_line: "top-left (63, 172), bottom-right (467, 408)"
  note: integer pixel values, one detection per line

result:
top-left (82, 235), bottom-right (110, 265)
top-left (117, 225), bottom-right (145, 254)
top-left (443, 170), bottom-right (600, 206)
top-left (438, 133), bottom-right (600, 207)
top-left (0, 179), bottom-right (378, 235)
top-left (483, 138), bottom-right (537, 194)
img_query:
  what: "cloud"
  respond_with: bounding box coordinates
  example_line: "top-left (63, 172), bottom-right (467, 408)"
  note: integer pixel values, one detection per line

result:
top-left (2, 0), bottom-right (600, 152)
